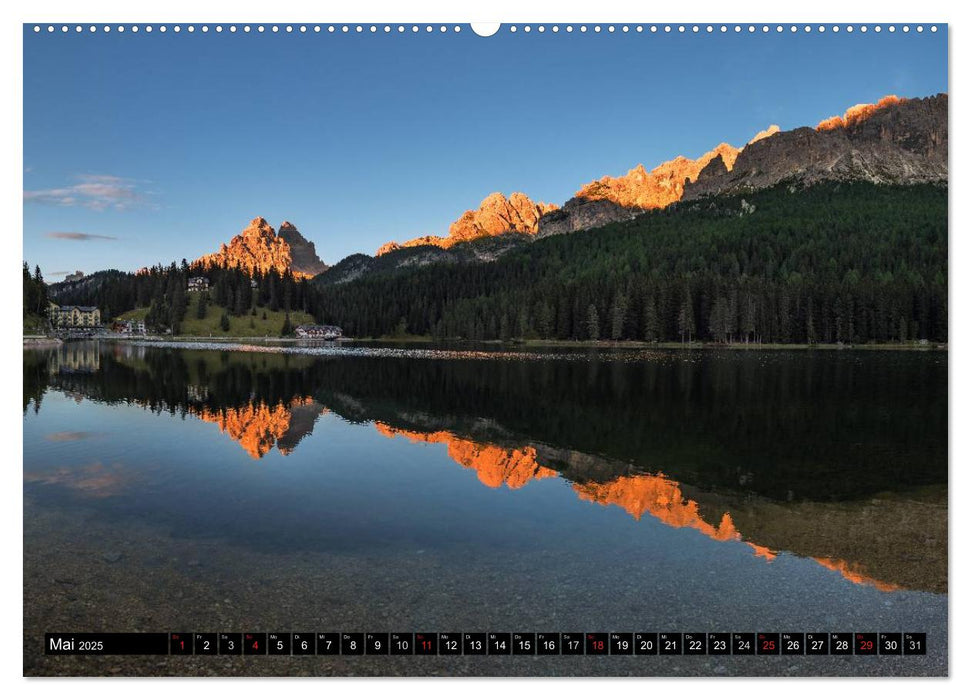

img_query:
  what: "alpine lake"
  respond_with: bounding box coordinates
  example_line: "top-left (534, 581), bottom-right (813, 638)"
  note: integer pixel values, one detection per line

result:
top-left (23, 340), bottom-right (947, 676)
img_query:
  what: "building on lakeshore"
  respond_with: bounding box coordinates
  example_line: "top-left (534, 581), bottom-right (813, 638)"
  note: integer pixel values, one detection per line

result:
top-left (112, 319), bottom-right (146, 335)
top-left (294, 324), bottom-right (343, 340)
top-left (188, 276), bottom-right (210, 292)
top-left (49, 302), bottom-right (101, 328)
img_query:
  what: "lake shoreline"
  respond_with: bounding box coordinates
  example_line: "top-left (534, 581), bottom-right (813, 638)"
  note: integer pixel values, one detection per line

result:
top-left (378, 338), bottom-right (949, 351)
top-left (81, 335), bottom-right (948, 352)
top-left (22, 336), bottom-right (62, 348)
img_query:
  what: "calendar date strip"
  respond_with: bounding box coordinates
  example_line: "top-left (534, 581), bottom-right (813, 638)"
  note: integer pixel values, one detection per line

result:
top-left (45, 632), bottom-right (926, 656)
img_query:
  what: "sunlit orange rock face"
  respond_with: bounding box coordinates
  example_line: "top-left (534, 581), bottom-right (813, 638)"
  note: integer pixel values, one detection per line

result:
top-left (195, 217), bottom-right (327, 278)
top-left (375, 192), bottom-right (557, 256)
top-left (197, 217), bottom-right (293, 277)
top-left (748, 124), bottom-right (781, 144)
top-left (573, 143), bottom-right (742, 211)
top-left (375, 235), bottom-right (448, 257)
top-left (373, 423), bottom-right (558, 488)
top-left (816, 95), bottom-right (908, 131)
top-left (192, 397), bottom-right (319, 459)
top-left (449, 192), bottom-right (558, 241)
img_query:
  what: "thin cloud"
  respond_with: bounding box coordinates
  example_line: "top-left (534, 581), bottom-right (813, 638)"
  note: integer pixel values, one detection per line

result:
top-left (24, 174), bottom-right (151, 211)
top-left (45, 232), bottom-right (118, 241)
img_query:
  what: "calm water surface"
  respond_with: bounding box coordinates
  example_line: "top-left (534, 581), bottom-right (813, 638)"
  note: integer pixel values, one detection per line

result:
top-left (23, 341), bottom-right (947, 675)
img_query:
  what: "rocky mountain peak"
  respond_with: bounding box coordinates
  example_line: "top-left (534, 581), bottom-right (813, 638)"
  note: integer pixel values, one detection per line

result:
top-left (277, 221), bottom-right (329, 276)
top-left (748, 124), bottom-right (780, 144)
top-left (815, 95), bottom-right (908, 131)
top-left (195, 217), bottom-right (328, 278)
top-left (376, 191), bottom-right (557, 256)
top-left (375, 241), bottom-right (402, 256)
top-left (448, 191), bottom-right (557, 242)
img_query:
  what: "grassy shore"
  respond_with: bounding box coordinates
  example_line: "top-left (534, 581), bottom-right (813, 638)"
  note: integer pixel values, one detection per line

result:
top-left (118, 291), bottom-right (314, 338)
top-left (23, 314), bottom-right (47, 335)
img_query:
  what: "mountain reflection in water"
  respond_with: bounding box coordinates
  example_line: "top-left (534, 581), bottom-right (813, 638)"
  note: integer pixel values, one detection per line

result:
top-left (191, 398), bottom-right (329, 459)
top-left (24, 341), bottom-right (947, 595)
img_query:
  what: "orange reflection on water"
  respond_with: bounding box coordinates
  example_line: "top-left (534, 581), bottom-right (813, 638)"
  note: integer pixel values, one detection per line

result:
top-left (573, 474), bottom-right (778, 561)
top-left (374, 423), bottom-right (559, 489)
top-left (191, 397), bottom-right (320, 459)
top-left (371, 425), bottom-right (913, 589)
top-left (180, 399), bottom-right (898, 591)
top-left (813, 557), bottom-right (900, 593)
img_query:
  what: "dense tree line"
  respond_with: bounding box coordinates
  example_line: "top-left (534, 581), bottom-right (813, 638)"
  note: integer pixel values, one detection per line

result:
top-left (23, 262), bottom-right (49, 321)
top-left (51, 261), bottom-right (315, 333)
top-left (315, 183), bottom-right (948, 343)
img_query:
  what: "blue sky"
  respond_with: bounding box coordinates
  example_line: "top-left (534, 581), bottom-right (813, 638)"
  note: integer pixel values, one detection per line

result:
top-left (23, 25), bottom-right (947, 279)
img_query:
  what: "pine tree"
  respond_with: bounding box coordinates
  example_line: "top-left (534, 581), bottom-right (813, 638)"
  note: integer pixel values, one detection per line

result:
top-left (805, 298), bottom-right (816, 345)
top-left (32, 265), bottom-right (47, 316)
top-left (642, 296), bottom-right (660, 342)
top-left (534, 300), bottom-right (552, 338)
top-left (196, 291), bottom-right (208, 319)
top-left (678, 285), bottom-right (695, 343)
top-left (709, 297), bottom-right (730, 342)
top-left (587, 304), bottom-right (600, 340)
top-left (233, 287), bottom-right (246, 316)
top-left (742, 293), bottom-right (757, 343)
top-left (610, 291), bottom-right (628, 341)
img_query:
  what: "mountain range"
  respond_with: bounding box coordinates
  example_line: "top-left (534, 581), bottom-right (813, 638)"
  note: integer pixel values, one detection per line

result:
top-left (537, 94), bottom-right (946, 238)
top-left (309, 93), bottom-right (944, 284)
top-left (69, 93), bottom-right (947, 291)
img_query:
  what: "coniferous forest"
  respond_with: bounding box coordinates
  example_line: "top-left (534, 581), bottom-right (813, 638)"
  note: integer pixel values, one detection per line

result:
top-left (22, 262), bottom-right (49, 320)
top-left (48, 263), bottom-right (315, 335)
top-left (314, 182), bottom-right (948, 344)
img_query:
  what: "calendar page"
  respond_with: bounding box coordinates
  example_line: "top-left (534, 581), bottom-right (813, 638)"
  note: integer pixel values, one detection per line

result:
top-left (21, 15), bottom-right (948, 680)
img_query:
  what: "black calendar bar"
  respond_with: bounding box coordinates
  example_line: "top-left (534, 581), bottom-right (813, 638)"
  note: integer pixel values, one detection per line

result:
top-left (44, 632), bottom-right (928, 656)
top-left (45, 633), bottom-right (169, 655)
